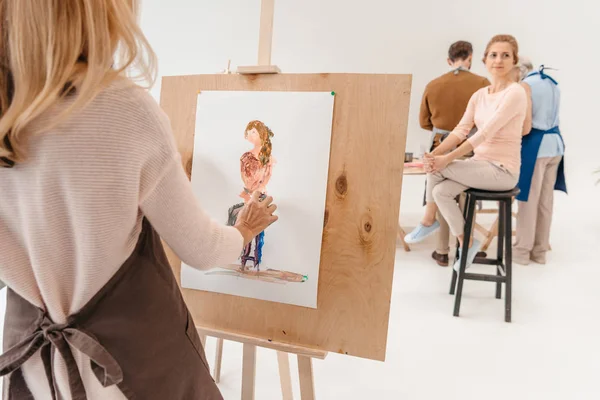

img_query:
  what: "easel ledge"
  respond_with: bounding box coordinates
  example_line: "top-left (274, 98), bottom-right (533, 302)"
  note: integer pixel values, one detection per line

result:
top-left (198, 326), bottom-right (328, 359)
top-left (237, 65), bottom-right (281, 74)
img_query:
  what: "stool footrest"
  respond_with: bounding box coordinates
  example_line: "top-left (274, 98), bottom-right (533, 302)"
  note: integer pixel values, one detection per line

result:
top-left (474, 258), bottom-right (502, 266)
top-left (462, 273), bottom-right (506, 283)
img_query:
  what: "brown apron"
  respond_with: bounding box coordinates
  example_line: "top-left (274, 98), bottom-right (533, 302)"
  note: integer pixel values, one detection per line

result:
top-left (0, 219), bottom-right (222, 400)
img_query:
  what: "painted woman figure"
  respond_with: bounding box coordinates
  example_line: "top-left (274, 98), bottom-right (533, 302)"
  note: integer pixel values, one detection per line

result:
top-left (227, 120), bottom-right (275, 270)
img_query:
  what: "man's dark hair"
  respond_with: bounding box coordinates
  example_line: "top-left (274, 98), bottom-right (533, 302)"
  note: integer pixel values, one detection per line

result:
top-left (448, 41), bottom-right (473, 62)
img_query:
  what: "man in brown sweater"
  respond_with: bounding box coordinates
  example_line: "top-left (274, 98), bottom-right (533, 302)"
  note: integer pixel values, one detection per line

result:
top-left (419, 41), bottom-right (490, 267)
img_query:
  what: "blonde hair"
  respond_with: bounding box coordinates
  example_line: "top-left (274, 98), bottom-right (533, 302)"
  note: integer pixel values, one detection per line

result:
top-left (482, 34), bottom-right (519, 65)
top-left (518, 56), bottom-right (534, 79)
top-left (509, 66), bottom-right (521, 82)
top-left (0, 0), bottom-right (157, 166)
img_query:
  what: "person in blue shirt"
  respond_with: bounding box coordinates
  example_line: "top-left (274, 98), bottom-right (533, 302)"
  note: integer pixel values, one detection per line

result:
top-left (514, 59), bottom-right (567, 265)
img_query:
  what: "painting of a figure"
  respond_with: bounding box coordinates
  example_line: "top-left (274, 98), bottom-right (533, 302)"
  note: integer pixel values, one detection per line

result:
top-left (181, 91), bottom-right (335, 308)
top-left (227, 120), bottom-right (275, 271)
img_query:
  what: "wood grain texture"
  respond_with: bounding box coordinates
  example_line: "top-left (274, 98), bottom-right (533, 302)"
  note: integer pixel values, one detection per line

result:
top-left (160, 73), bottom-right (411, 361)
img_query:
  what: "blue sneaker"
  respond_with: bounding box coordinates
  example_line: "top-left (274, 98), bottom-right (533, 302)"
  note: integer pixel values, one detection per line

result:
top-left (453, 239), bottom-right (482, 272)
top-left (404, 221), bottom-right (441, 244)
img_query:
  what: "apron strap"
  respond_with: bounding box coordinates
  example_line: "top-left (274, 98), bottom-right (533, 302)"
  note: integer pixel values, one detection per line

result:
top-left (63, 328), bottom-right (123, 387)
top-left (39, 344), bottom-right (58, 400)
top-left (0, 315), bottom-right (123, 400)
top-left (538, 65), bottom-right (559, 85)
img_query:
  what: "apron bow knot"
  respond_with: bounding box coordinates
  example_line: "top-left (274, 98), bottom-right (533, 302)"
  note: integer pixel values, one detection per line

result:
top-left (0, 313), bottom-right (123, 400)
top-left (41, 316), bottom-right (68, 340)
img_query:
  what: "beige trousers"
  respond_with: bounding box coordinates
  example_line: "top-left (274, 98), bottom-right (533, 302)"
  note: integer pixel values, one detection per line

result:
top-left (514, 156), bottom-right (562, 259)
top-left (426, 160), bottom-right (519, 237)
top-left (437, 212), bottom-right (451, 255)
top-left (435, 193), bottom-right (466, 255)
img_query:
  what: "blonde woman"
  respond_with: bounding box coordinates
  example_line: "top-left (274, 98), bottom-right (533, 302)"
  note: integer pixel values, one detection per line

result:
top-left (0, 1), bottom-right (277, 399)
top-left (405, 35), bottom-right (527, 271)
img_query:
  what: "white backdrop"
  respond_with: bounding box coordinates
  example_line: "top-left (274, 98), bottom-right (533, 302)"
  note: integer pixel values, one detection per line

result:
top-left (140, 0), bottom-right (600, 219)
top-left (0, 2), bottom-right (597, 397)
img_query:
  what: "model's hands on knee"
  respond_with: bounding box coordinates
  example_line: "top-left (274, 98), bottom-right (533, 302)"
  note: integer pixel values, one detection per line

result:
top-left (429, 155), bottom-right (450, 172)
top-left (235, 191), bottom-right (278, 245)
top-left (424, 153), bottom-right (435, 173)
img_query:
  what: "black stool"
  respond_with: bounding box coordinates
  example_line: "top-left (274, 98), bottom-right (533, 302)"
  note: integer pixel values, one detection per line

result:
top-left (450, 187), bottom-right (520, 322)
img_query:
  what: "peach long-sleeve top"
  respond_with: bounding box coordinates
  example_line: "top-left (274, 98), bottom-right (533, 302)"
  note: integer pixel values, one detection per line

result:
top-left (0, 80), bottom-right (243, 399)
top-left (450, 82), bottom-right (527, 174)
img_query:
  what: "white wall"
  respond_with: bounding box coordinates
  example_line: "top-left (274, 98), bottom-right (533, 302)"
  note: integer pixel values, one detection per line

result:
top-left (140, 0), bottom-right (600, 212)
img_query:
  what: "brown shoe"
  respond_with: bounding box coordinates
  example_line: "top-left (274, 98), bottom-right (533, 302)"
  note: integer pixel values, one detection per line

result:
top-left (432, 251), bottom-right (449, 267)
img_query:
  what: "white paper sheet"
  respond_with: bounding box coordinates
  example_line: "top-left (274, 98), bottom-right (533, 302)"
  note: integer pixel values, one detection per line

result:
top-left (181, 90), bottom-right (335, 309)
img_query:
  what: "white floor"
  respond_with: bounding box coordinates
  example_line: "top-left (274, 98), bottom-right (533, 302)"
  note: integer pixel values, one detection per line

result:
top-left (200, 178), bottom-right (600, 399)
top-left (1, 178), bottom-right (599, 399)
top-left (202, 229), bottom-right (600, 399)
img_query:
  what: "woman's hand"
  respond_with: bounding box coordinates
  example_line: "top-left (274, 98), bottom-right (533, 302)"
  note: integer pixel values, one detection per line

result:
top-left (235, 191), bottom-right (279, 245)
top-left (433, 155), bottom-right (451, 172)
top-left (424, 154), bottom-right (450, 173)
top-left (423, 152), bottom-right (435, 173)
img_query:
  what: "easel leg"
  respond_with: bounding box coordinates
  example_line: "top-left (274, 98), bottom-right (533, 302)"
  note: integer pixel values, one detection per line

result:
top-left (277, 351), bottom-right (293, 400)
top-left (481, 219), bottom-right (499, 252)
top-left (214, 338), bottom-right (224, 383)
top-left (242, 344), bottom-right (257, 400)
top-left (397, 224), bottom-right (411, 252)
top-left (297, 356), bottom-right (316, 400)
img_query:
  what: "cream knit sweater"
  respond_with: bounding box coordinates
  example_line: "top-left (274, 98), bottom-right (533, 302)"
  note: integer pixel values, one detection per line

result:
top-left (0, 80), bottom-right (243, 399)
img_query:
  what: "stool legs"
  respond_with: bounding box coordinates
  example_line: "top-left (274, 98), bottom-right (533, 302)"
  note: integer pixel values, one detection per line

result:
top-left (453, 194), bottom-right (477, 317)
top-left (504, 199), bottom-right (513, 323)
top-left (449, 194), bottom-right (514, 322)
top-left (449, 268), bottom-right (457, 295)
top-left (496, 200), bottom-right (506, 300)
top-left (450, 194), bottom-right (471, 295)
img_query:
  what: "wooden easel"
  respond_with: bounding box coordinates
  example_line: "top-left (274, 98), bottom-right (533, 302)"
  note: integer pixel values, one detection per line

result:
top-left (236, 0), bottom-right (281, 75)
top-left (159, 2), bottom-right (410, 398)
top-left (162, 71), bottom-right (410, 398)
top-left (474, 205), bottom-right (517, 252)
top-left (397, 225), bottom-right (411, 252)
top-left (199, 327), bottom-right (326, 400)
top-left (199, 1), bottom-right (325, 398)
top-left (396, 160), bottom-right (427, 252)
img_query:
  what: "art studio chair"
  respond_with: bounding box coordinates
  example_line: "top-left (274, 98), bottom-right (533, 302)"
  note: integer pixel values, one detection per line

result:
top-left (449, 187), bottom-right (520, 323)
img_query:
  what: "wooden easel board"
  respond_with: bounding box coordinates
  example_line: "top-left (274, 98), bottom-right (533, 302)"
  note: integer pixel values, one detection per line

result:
top-left (160, 73), bottom-right (411, 361)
